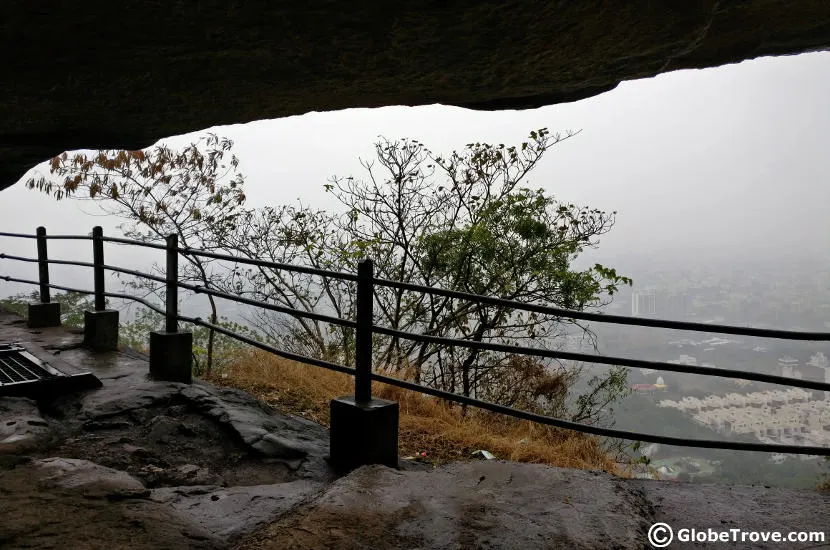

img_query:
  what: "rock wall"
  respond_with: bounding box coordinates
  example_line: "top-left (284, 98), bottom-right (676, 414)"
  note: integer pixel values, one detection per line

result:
top-left (2, 1), bottom-right (830, 187)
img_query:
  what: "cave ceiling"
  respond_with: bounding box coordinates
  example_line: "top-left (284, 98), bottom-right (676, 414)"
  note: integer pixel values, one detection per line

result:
top-left (2, 1), bottom-right (829, 190)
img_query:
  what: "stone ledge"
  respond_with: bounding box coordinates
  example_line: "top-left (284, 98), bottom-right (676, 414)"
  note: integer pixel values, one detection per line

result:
top-left (255, 462), bottom-right (654, 549)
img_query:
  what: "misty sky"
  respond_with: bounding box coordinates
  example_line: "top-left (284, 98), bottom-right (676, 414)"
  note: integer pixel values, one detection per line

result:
top-left (1, 51), bottom-right (829, 297)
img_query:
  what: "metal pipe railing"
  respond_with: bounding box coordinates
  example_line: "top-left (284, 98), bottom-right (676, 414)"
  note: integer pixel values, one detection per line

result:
top-left (183, 281), bottom-right (356, 328)
top-left (179, 245), bottom-right (359, 282)
top-left (189, 315), bottom-right (356, 376)
top-left (2, 227), bottom-right (830, 456)
top-left (371, 325), bottom-right (830, 393)
top-left (6, 229), bottom-right (830, 340)
top-left (369, 371), bottom-right (830, 455)
top-left (374, 277), bottom-right (830, 342)
top-left (101, 235), bottom-right (168, 251)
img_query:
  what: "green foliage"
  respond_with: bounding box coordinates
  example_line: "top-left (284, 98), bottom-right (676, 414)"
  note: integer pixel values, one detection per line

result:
top-left (418, 187), bottom-right (628, 310)
top-left (221, 128), bottom-right (633, 425)
top-left (118, 307), bottom-right (160, 351)
top-left (0, 291), bottom-right (34, 318)
top-left (628, 441), bottom-right (652, 467)
top-left (0, 290), bottom-right (103, 328)
top-left (571, 366), bottom-right (632, 426)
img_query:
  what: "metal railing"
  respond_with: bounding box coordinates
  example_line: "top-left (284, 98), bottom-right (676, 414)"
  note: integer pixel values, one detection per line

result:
top-left (2, 226), bottom-right (830, 456)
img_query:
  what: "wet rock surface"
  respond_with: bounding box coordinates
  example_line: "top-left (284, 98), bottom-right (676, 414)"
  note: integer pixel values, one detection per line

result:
top-left (631, 479), bottom-right (830, 550)
top-left (1, 309), bottom-right (829, 549)
top-left (0, 397), bottom-right (53, 453)
top-left (0, 310), bottom-right (331, 548)
top-left (48, 380), bottom-right (329, 488)
top-left (243, 463), bottom-right (830, 550)
top-left (36, 456), bottom-right (149, 496)
top-left (150, 480), bottom-right (324, 542)
top-left (245, 462), bottom-right (654, 550)
top-left (0, 458), bottom-right (221, 550)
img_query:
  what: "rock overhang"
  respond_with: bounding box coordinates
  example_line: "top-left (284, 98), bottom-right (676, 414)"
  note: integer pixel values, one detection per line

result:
top-left (2, 1), bottom-right (830, 189)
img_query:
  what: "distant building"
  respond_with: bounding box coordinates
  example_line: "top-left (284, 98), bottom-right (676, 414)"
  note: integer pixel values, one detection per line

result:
top-left (807, 353), bottom-right (829, 368)
top-left (631, 384), bottom-right (659, 395)
top-left (779, 356), bottom-right (799, 379)
top-left (779, 356), bottom-right (799, 367)
top-left (798, 364), bottom-right (827, 401)
top-left (668, 354), bottom-right (698, 366)
top-left (662, 292), bottom-right (690, 318)
top-left (629, 290), bottom-right (689, 318)
top-left (807, 353), bottom-right (830, 401)
top-left (631, 291), bottom-right (656, 316)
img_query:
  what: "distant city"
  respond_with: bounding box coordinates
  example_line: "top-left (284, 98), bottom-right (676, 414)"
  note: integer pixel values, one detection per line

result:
top-left (568, 257), bottom-right (830, 486)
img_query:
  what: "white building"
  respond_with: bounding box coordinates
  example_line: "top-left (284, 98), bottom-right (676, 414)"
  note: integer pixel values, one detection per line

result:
top-left (668, 355), bottom-right (698, 366)
top-left (807, 353), bottom-right (830, 401)
top-left (661, 389), bottom-right (826, 440)
top-left (632, 291), bottom-right (656, 316)
top-left (779, 356), bottom-right (800, 379)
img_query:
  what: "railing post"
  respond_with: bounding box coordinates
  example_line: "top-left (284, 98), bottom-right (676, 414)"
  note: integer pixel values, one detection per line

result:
top-left (354, 258), bottom-right (373, 403)
top-left (149, 232), bottom-right (192, 383)
top-left (329, 257), bottom-right (398, 472)
top-left (27, 226), bottom-right (61, 328)
top-left (92, 226), bottom-right (106, 311)
top-left (165, 233), bottom-right (179, 333)
top-left (36, 226), bottom-right (50, 304)
top-left (84, 226), bottom-right (119, 351)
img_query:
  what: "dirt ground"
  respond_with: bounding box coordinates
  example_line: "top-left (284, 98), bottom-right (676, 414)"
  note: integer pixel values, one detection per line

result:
top-left (0, 458), bottom-right (219, 549)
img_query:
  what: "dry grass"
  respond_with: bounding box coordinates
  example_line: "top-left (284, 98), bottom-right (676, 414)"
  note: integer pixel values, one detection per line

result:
top-left (205, 349), bottom-right (619, 474)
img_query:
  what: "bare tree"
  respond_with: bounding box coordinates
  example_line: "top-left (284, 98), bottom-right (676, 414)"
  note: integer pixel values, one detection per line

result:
top-left (224, 129), bottom-right (633, 421)
top-left (26, 134), bottom-right (246, 374)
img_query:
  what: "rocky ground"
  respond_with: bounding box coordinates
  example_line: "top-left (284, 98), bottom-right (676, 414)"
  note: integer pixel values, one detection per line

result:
top-left (1, 309), bottom-right (828, 549)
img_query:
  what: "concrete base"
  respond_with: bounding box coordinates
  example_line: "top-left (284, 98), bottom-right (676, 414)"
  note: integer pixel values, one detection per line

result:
top-left (83, 309), bottom-right (119, 351)
top-left (330, 396), bottom-right (399, 471)
top-left (149, 331), bottom-right (192, 384)
top-left (27, 302), bottom-right (61, 328)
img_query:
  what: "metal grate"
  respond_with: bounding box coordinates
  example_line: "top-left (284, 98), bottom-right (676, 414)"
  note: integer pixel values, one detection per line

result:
top-left (0, 344), bottom-right (56, 384)
top-left (0, 342), bottom-right (102, 398)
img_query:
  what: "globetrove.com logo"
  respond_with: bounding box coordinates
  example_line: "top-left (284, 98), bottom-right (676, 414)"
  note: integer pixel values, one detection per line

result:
top-left (648, 523), bottom-right (826, 547)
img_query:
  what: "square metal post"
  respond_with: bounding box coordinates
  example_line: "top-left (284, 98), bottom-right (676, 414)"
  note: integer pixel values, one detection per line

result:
top-left (84, 226), bottom-right (119, 351)
top-left (27, 226), bottom-right (60, 328)
top-left (149, 331), bottom-right (193, 383)
top-left (36, 225), bottom-right (50, 304)
top-left (330, 258), bottom-right (399, 471)
top-left (149, 233), bottom-right (192, 383)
